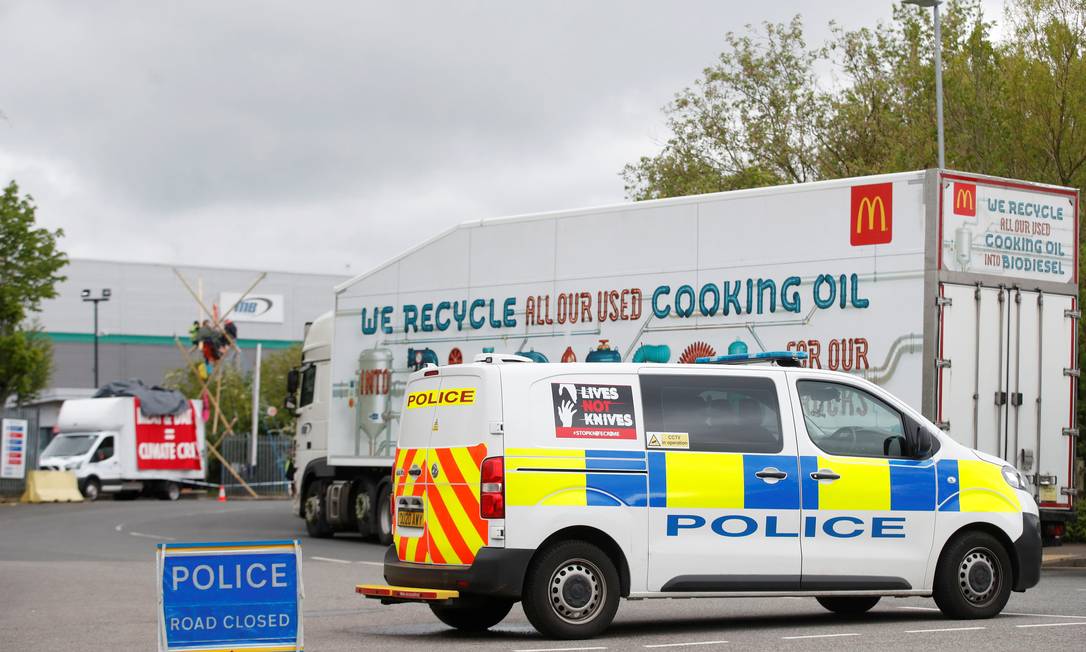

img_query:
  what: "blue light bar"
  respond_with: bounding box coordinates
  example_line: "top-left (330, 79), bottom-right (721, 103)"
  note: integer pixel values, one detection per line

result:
top-left (694, 350), bottom-right (808, 367)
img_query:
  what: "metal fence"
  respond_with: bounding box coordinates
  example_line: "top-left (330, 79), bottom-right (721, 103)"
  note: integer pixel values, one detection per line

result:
top-left (0, 407), bottom-right (41, 497)
top-left (217, 435), bottom-right (293, 497)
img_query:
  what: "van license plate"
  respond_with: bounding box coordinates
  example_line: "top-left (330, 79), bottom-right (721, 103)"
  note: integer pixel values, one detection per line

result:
top-left (397, 510), bottom-right (424, 528)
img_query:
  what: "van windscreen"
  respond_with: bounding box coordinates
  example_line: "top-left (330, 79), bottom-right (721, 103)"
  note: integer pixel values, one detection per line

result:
top-left (42, 434), bottom-right (99, 457)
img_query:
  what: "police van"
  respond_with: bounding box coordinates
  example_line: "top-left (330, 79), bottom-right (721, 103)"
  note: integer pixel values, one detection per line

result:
top-left (358, 352), bottom-right (1042, 639)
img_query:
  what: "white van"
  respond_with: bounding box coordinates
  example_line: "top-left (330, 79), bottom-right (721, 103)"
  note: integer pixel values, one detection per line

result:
top-left (358, 352), bottom-right (1041, 639)
top-left (40, 397), bottom-right (206, 501)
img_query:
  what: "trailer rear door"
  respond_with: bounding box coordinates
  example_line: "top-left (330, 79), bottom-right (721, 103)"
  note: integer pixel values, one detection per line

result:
top-left (938, 283), bottom-right (1076, 512)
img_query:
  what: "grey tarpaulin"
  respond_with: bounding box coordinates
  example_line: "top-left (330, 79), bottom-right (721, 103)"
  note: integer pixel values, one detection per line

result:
top-left (93, 379), bottom-right (188, 416)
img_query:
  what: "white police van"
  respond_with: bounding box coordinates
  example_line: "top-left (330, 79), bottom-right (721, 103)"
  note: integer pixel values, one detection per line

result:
top-left (358, 352), bottom-right (1042, 639)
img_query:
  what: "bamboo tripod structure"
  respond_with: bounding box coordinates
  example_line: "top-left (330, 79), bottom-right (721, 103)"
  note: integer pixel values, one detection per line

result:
top-left (172, 268), bottom-right (268, 498)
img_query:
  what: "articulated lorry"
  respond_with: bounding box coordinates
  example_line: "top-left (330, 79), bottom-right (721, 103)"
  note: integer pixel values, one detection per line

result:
top-left (290, 169), bottom-right (1079, 544)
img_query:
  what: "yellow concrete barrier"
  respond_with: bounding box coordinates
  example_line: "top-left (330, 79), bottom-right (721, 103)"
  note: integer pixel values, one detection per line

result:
top-left (20, 470), bottom-right (84, 503)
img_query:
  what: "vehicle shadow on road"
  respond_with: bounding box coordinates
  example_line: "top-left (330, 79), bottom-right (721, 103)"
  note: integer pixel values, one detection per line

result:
top-left (360, 607), bottom-right (955, 644)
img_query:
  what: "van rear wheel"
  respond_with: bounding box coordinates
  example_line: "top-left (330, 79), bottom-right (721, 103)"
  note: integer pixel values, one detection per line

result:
top-left (429, 598), bottom-right (512, 632)
top-left (816, 596), bottom-right (880, 615)
top-left (522, 540), bottom-right (620, 639)
top-left (933, 531), bottom-right (1012, 619)
top-left (158, 481), bottom-right (181, 501)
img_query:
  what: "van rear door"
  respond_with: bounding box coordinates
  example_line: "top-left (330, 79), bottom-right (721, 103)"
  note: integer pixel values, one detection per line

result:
top-left (393, 367), bottom-right (499, 566)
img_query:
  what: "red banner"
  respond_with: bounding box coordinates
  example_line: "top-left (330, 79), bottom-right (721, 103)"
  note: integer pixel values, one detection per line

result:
top-left (134, 399), bottom-right (202, 471)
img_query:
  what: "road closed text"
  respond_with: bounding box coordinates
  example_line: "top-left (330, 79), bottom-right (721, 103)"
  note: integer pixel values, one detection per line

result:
top-left (168, 612), bottom-right (291, 634)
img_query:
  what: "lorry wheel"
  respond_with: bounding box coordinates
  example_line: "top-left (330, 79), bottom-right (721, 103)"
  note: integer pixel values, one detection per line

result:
top-left (933, 531), bottom-right (1012, 619)
top-left (355, 479), bottom-right (374, 539)
top-left (816, 596), bottom-right (880, 615)
top-left (81, 477), bottom-right (101, 502)
top-left (158, 481), bottom-right (181, 501)
top-left (375, 481), bottom-right (392, 545)
top-left (304, 480), bottom-right (334, 538)
top-left (522, 540), bottom-right (620, 639)
top-left (429, 598), bottom-right (513, 632)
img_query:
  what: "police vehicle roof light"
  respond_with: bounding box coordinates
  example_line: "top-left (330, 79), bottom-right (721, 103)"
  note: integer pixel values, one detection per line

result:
top-left (694, 351), bottom-right (808, 367)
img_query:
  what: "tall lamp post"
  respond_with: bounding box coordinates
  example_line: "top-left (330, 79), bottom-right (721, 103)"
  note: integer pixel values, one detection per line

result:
top-left (903, 0), bottom-right (945, 169)
top-left (81, 288), bottom-right (111, 388)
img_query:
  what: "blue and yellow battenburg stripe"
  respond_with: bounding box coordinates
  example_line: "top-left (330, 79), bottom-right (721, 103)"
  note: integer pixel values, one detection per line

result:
top-left (506, 449), bottom-right (1020, 513)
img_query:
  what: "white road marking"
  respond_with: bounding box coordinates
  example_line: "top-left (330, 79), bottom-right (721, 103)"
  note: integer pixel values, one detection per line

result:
top-left (311, 556), bottom-right (352, 564)
top-left (896, 606), bottom-right (940, 612)
top-left (906, 627), bottom-right (985, 633)
top-left (1015, 622), bottom-right (1086, 629)
top-left (356, 560), bottom-right (383, 566)
top-left (897, 605), bottom-right (1086, 620)
top-left (114, 523), bottom-right (124, 532)
top-left (1001, 611), bottom-right (1086, 619)
top-left (128, 531), bottom-right (175, 541)
top-left (514, 647), bottom-right (607, 652)
top-left (644, 641), bottom-right (728, 648)
top-left (781, 633), bottom-right (859, 640)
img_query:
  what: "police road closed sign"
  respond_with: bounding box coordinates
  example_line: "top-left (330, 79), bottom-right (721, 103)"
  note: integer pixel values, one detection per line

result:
top-left (157, 540), bottom-right (303, 652)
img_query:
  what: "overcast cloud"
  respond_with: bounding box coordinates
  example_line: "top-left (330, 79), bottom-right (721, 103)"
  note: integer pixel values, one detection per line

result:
top-left (0, 1), bottom-right (1005, 275)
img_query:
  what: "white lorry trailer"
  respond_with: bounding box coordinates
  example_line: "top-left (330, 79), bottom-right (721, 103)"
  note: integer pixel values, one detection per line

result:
top-left (40, 397), bottom-right (206, 501)
top-left (290, 169), bottom-right (1079, 544)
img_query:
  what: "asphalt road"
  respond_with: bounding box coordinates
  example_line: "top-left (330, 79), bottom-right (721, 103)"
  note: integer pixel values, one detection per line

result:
top-left (2, 498), bottom-right (1084, 650)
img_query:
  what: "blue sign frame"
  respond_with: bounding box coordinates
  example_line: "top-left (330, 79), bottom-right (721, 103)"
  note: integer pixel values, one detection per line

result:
top-left (157, 540), bottom-right (303, 652)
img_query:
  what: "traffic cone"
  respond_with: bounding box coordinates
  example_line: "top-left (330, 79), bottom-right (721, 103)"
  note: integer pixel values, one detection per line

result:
top-left (218, 484), bottom-right (227, 503)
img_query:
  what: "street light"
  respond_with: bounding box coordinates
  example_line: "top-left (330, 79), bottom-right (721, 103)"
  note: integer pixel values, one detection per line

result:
top-left (81, 288), bottom-right (111, 387)
top-left (903, 0), bottom-right (945, 169)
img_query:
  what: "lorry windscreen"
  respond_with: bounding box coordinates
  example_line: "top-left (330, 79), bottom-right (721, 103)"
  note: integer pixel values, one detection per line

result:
top-left (42, 434), bottom-right (99, 457)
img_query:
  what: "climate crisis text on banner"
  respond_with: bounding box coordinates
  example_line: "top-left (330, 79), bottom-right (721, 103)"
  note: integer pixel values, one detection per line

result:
top-left (157, 540), bottom-right (303, 652)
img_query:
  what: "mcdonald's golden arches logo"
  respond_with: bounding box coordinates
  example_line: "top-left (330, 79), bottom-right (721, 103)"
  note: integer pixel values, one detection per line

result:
top-left (953, 182), bottom-right (977, 216)
top-left (850, 182), bottom-right (893, 246)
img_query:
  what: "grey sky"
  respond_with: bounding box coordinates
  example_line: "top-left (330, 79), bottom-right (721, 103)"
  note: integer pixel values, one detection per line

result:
top-left (0, 1), bottom-right (1005, 275)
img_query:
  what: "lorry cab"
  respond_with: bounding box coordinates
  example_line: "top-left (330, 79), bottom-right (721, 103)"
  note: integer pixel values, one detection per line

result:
top-left (40, 432), bottom-right (119, 501)
top-left (360, 352), bottom-right (1042, 640)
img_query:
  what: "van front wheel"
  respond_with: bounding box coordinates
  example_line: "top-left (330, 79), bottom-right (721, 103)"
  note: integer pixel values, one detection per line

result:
top-left (522, 540), bottom-right (620, 639)
top-left (429, 599), bottom-right (512, 632)
top-left (933, 531), bottom-right (1012, 619)
top-left (81, 477), bottom-right (101, 501)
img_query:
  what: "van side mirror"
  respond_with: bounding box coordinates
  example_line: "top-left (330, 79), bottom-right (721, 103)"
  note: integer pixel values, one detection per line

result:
top-left (911, 425), bottom-right (936, 459)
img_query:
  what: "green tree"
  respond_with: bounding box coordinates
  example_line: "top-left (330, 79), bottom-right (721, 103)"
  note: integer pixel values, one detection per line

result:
top-left (0, 181), bottom-right (67, 406)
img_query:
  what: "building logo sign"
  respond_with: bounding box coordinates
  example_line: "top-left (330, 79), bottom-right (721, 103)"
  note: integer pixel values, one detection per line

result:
top-left (219, 292), bottom-right (285, 324)
top-left (953, 182), bottom-right (977, 216)
top-left (850, 182), bottom-right (893, 246)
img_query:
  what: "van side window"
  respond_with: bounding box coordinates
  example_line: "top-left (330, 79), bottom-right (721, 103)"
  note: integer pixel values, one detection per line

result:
top-left (95, 436), bottom-right (115, 462)
top-left (639, 374), bottom-right (783, 453)
top-left (797, 380), bottom-right (907, 458)
top-left (299, 365), bottom-right (317, 407)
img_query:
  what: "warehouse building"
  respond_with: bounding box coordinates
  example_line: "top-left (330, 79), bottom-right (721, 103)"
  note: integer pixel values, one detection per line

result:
top-left (13, 258), bottom-right (347, 441)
